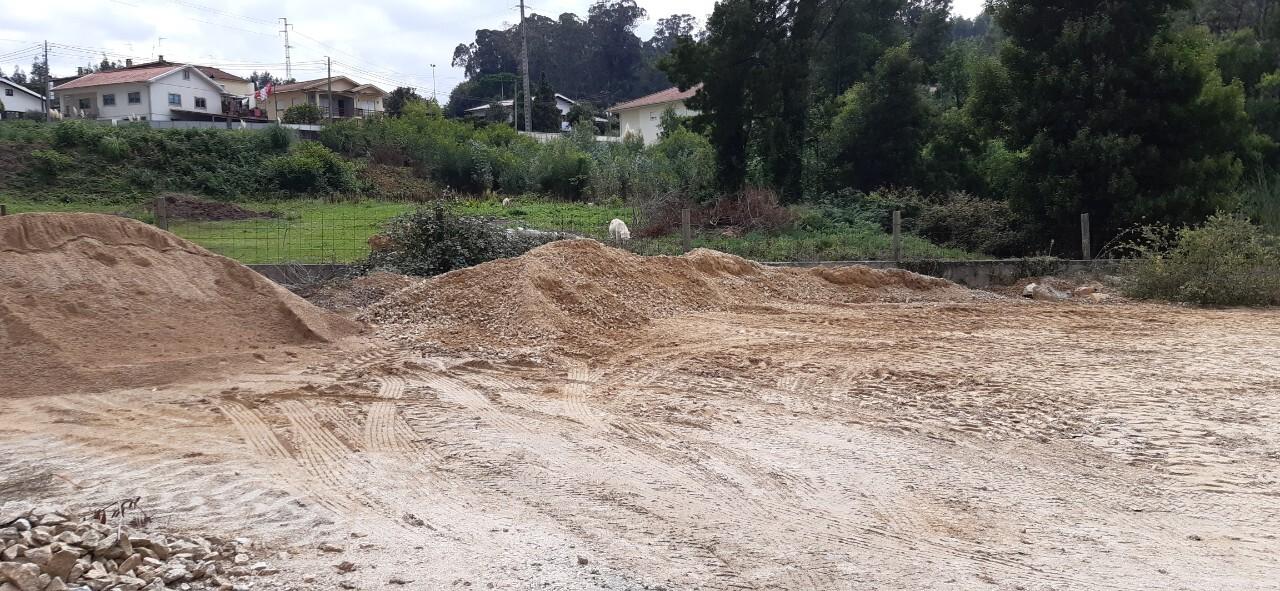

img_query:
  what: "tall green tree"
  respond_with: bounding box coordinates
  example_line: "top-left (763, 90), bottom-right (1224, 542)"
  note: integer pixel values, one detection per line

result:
top-left (992, 0), bottom-right (1262, 249)
top-left (825, 44), bottom-right (933, 191)
top-left (384, 87), bottom-right (424, 118)
top-left (532, 75), bottom-right (562, 132)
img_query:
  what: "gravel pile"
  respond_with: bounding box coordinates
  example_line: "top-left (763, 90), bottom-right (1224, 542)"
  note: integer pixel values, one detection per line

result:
top-left (366, 239), bottom-right (995, 358)
top-left (0, 504), bottom-right (268, 591)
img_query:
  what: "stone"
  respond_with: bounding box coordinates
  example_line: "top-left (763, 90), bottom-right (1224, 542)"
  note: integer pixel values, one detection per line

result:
top-left (0, 583), bottom-right (15, 591)
top-left (147, 543), bottom-right (169, 561)
top-left (388, 577), bottom-right (411, 585)
top-left (0, 562), bottom-right (42, 591)
top-left (35, 517), bottom-right (63, 528)
top-left (317, 543), bottom-right (343, 553)
top-left (338, 583), bottom-right (356, 590)
top-left (334, 561), bottom-right (356, 574)
top-left (162, 567), bottom-right (189, 584)
top-left (10, 522), bottom-right (30, 534)
top-left (49, 534), bottom-right (78, 548)
top-left (232, 554), bottom-right (249, 565)
top-left (42, 577), bottom-right (65, 591)
top-left (1, 545), bottom-right (24, 561)
top-left (23, 546), bottom-right (53, 568)
top-left (116, 554), bottom-right (142, 576)
top-left (43, 551), bottom-right (78, 581)
top-left (577, 556), bottom-right (588, 566)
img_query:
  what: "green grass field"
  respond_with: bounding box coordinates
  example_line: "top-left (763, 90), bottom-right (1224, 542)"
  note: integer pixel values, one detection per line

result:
top-left (2, 196), bottom-right (977, 264)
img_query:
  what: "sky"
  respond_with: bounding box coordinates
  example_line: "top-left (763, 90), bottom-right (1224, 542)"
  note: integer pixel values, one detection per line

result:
top-left (0, 0), bottom-right (986, 100)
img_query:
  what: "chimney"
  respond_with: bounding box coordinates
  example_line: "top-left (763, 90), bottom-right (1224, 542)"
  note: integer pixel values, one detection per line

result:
top-left (125, 58), bottom-right (133, 67)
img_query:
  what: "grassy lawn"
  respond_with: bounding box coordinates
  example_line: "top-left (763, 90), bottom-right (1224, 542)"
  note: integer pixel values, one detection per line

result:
top-left (1, 195), bottom-right (979, 264)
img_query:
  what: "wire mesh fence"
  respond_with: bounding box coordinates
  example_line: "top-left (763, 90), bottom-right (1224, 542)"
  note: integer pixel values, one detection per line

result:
top-left (168, 215), bottom-right (387, 264)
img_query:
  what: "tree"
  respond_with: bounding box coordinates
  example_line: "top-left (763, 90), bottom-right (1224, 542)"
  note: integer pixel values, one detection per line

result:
top-left (532, 75), bottom-right (561, 132)
top-left (992, 0), bottom-right (1263, 249)
top-left (384, 87), bottom-right (424, 117)
top-left (826, 44), bottom-right (932, 191)
top-left (25, 56), bottom-right (49, 96)
top-left (282, 103), bottom-right (322, 124)
top-left (9, 66), bottom-right (26, 85)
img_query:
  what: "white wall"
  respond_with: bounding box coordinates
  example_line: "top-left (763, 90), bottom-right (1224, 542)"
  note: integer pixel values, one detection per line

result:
top-left (617, 100), bottom-right (695, 144)
top-left (94, 84), bottom-right (150, 120)
top-left (0, 80), bottom-right (44, 113)
top-left (147, 69), bottom-right (224, 121)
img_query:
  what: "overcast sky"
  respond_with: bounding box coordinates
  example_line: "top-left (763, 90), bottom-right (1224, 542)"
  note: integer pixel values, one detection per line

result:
top-left (0, 0), bottom-right (986, 99)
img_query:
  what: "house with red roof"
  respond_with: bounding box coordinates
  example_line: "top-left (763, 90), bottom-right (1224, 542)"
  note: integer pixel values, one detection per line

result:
top-left (52, 63), bottom-right (233, 122)
top-left (262, 76), bottom-right (387, 121)
top-left (609, 84), bottom-right (701, 143)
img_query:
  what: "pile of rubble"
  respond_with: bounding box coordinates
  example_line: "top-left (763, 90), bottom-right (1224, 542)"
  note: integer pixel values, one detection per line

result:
top-left (1, 504), bottom-right (265, 591)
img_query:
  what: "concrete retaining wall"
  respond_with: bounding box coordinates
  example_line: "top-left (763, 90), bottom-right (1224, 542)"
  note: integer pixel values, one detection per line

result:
top-left (251, 259), bottom-right (1129, 289)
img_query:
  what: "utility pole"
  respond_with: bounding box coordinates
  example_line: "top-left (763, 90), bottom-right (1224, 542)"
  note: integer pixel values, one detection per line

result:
top-left (326, 56), bottom-right (333, 123)
top-left (519, 0), bottom-right (532, 132)
top-left (279, 18), bottom-right (293, 80)
top-left (42, 41), bottom-right (49, 123)
top-left (430, 64), bottom-right (437, 102)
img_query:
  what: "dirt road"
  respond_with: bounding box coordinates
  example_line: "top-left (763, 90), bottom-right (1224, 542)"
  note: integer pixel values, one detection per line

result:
top-left (2, 300), bottom-right (1278, 590)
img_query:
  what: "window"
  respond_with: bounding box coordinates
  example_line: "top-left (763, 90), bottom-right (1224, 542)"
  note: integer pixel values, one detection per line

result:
top-left (3, 88), bottom-right (11, 97)
top-left (102, 94), bottom-right (115, 106)
top-left (649, 110), bottom-right (658, 120)
top-left (194, 97), bottom-right (207, 110)
top-left (127, 92), bottom-right (140, 104)
top-left (78, 98), bottom-right (91, 110)
top-left (168, 93), bottom-right (181, 106)
top-left (182, 70), bottom-right (191, 80)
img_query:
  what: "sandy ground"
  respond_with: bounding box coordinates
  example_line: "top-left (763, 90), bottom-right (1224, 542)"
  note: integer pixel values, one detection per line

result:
top-left (2, 300), bottom-right (1279, 590)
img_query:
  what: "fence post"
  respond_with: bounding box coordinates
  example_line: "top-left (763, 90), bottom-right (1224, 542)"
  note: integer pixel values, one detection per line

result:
top-left (891, 210), bottom-right (902, 263)
top-left (0, 204), bottom-right (7, 217)
top-left (154, 196), bottom-right (169, 230)
top-left (1080, 213), bottom-right (1092, 260)
top-left (681, 208), bottom-right (692, 254)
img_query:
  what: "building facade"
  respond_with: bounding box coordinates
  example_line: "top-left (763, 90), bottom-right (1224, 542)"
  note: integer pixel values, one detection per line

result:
top-left (609, 84), bottom-right (701, 144)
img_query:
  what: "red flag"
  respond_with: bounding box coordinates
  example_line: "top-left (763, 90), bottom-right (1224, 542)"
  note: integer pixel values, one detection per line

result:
top-left (255, 83), bottom-right (273, 102)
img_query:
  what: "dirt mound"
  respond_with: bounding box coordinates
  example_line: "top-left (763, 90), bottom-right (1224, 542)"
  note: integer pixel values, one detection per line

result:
top-left (155, 193), bottom-right (282, 221)
top-left (300, 271), bottom-right (420, 313)
top-left (368, 240), bottom-right (994, 357)
top-left (0, 213), bottom-right (359, 397)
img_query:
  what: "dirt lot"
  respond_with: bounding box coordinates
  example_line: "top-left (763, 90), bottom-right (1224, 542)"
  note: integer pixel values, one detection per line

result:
top-left (3, 299), bottom-right (1278, 590)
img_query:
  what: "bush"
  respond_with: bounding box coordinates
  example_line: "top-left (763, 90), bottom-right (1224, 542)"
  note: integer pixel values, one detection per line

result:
top-left (260, 124), bottom-right (294, 153)
top-left (913, 193), bottom-right (1027, 257)
top-left (97, 135), bottom-right (129, 160)
top-left (30, 149), bottom-right (72, 178)
top-left (360, 205), bottom-right (558, 277)
top-left (1121, 213), bottom-right (1280, 306)
top-left (282, 103), bottom-right (323, 124)
top-left (263, 142), bottom-right (360, 194)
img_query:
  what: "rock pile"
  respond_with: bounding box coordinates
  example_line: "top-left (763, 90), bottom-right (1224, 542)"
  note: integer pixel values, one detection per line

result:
top-left (1, 505), bottom-right (264, 591)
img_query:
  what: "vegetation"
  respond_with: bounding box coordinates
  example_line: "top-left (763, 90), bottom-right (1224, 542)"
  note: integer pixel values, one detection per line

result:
top-left (282, 104), bottom-right (323, 124)
top-left (657, 0), bottom-right (1280, 259)
top-left (360, 206), bottom-right (561, 277)
top-left (1121, 214), bottom-right (1280, 306)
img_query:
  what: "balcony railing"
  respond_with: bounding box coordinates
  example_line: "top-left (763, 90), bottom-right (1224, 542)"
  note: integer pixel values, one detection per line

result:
top-left (318, 106), bottom-right (373, 119)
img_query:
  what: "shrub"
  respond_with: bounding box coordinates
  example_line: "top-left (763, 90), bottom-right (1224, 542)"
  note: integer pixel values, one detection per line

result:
top-left (97, 135), bottom-right (129, 160)
top-left (913, 192), bottom-right (1027, 257)
top-left (361, 205), bottom-right (557, 277)
top-left (263, 141), bottom-right (360, 194)
top-left (282, 103), bottom-right (323, 124)
top-left (1121, 213), bottom-right (1280, 306)
top-left (52, 120), bottom-right (106, 148)
top-left (30, 149), bottom-right (72, 178)
top-left (260, 124), bottom-right (294, 153)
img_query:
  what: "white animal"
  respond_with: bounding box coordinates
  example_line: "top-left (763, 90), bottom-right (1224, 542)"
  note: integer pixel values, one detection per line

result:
top-left (608, 219), bottom-right (631, 243)
top-left (502, 197), bottom-right (512, 208)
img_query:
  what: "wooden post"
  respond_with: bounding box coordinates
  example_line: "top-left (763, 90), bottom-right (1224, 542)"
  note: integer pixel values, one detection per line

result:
top-left (1080, 213), bottom-right (1092, 260)
top-left (154, 197), bottom-right (169, 230)
top-left (891, 210), bottom-right (902, 263)
top-left (681, 208), bottom-right (692, 253)
top-left (0, 204), bottom-right (7, 216)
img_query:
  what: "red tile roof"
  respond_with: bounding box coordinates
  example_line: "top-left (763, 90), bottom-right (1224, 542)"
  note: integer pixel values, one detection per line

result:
top-left (52, 65), bottom-right (181, 91)
top-left (610, 84), bottom-right (701, 112)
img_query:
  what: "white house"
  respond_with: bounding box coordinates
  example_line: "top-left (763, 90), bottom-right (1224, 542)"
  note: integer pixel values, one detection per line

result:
top-left (609, 84), bottom-right (701, 143)
top-left (464, 93), bottom-right (579, 127)
top-left (52, 64), bottom-right (228, 122)
top-left (0, 77), bottom-right (45, 117)
top-left (262, 76), bottom-right (387, 121)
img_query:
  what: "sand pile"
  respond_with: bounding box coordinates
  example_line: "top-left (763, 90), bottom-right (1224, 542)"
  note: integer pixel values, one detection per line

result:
top-left (368, 239), bottom-right (992, 356)
top-left (0, 213), bottom-right (359, 397)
